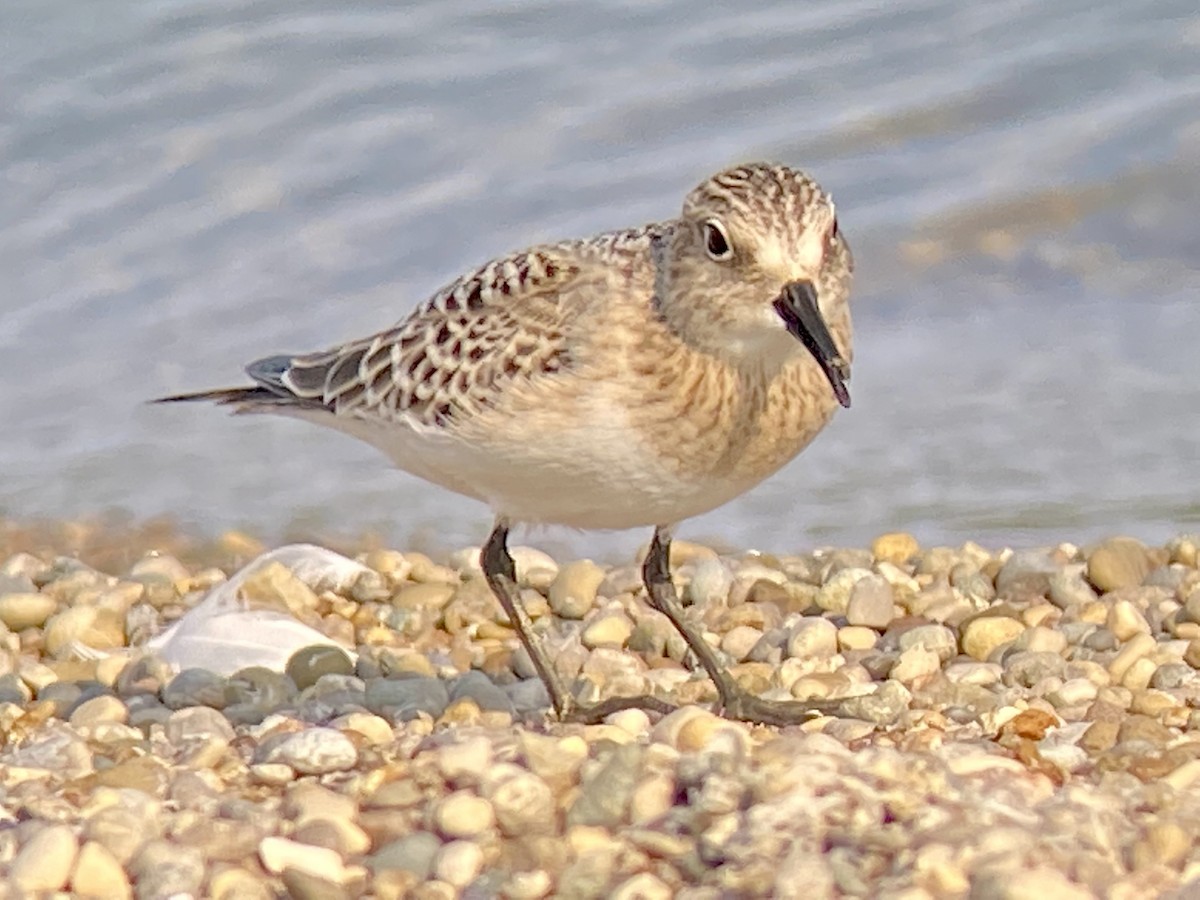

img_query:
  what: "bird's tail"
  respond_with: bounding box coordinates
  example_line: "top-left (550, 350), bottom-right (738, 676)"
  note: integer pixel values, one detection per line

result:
top-left (153, 355), bottom-right (321, 413)
top-left (153, 386), bottom-right (287, 410)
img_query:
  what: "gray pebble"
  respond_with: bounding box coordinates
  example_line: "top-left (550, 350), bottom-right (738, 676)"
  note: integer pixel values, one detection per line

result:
top-left (369, 832), bottom-right (442, 878)
top-left (0, 672), bottom-right (31, 704)
top-left (859, 651), bottom-right (898, 681)
top-left (1048, 569), bottom-right (1098, 610)
top-left (1150, 663), bottom-right (1194, 690)
top-left (37, 680), bottom-right (84, 717)
top-left (503, 678), bottom-right (551, 714)
top-left (950, 566), bottom-right (996, 604)
top-left (1082, 629), bottom-right (1119, 652)
top-left (287, 645), bottom-right (355, 691)
top-left (365, 675), bottom-right (449, 721)
top-left (1059, 622), bottom-right (1098, 646)
top-left (163, 668), bottom-right (228, 710)
top-left (126, 694), bottom-right (172, 731)
top-left (450, 670), bottom-right (516, 714)
top-left (845, 575), bottom-right (894, 629)
top-left (1144, 565), bottom-right (1190, 591)
top-left (0, 572), bottom-right (37, 594)
top-left (296, 674), bottom-right (368, 721)
top-left (996, 550), bottom-right (1062, 597)
top-left (223, 667), bottom-right (297, 725)
top-left (1002, 650), bottom-right (1068, 688)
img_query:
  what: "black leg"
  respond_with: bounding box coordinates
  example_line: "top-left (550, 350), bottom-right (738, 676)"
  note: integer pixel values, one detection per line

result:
top-left (482, 518), bottom-right (572, 718)
top-left (482, 518), bottom-right (676, 724)
top-left (642, 525), bottom-right (839, 726)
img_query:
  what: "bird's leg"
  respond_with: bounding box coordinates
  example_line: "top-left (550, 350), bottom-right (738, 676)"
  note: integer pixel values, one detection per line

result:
top-left (482, 518), bottom-right (676, 724)
top-left (642, 525), bottom-right (838, 726)
top-left (482, 518), bottom-right (573, 719)
top-left (642, 526), bottom-right (745, 705)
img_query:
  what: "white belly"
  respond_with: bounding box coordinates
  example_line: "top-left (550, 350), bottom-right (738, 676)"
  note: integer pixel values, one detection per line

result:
top-left (293, 407), bottom-right (761, 530)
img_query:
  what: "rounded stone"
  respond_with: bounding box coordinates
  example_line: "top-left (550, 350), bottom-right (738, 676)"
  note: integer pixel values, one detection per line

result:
top-left (1048, 678), bottom-right (1098, 707)
top-left (581, 610), bottom-right (634, 649)
top-left (1087, 537), bottom-right (1151, 593)
top-left (391, 582), bottom-right (456, 615)
top-left (1109, 633), bottom-right (1156, 682)
top-left (995, 549), bottom-right (1062, 597)
top-left (71, 841), bottom-right (132, 900)
top-left (845, 575), bottom-right (895, 628)
top-left (548, 560), bottom-right (605, 619)
top-left (0, 591), bottom-right (57, 630)
top-left (787, 617), bottom-right (838, 660)
top-left (720, 624), bottom-right (764, 661)
top-left (1184, 639), bottom-right (1200, 669)
top-left (1106, 599), bottom-right (1151, 642)
top-left (510, 546), bottom-right (559, 588)
top-left (1150, 663), bottom-right (1194, 691)
top-left (240, 561), bottom-right (320, 613)
top-left (436, 735), bottom-right (493, 785)
top-left (267, 728), bottom-right (359, 775)
top-left (1120, 656), bottom-right (1159, 691)
top-left (1015, 625), bottom-right (1068, 655)
top-left (331, 711), bottom-right (393, 744)
top-left (687, 558), bottom-right (735, 606)
top-left (433, 791), bottom-right (495, 839)
top-left (961, 616), bottom-right (1025, 661)
top-left (890, 646), bottom-right (941, 685)
top-left (165, 705), bottom-right (237, 744)
top-left (870, 532), bottom-right (919, 565)
top-left (259, 836), bottom-right (348, 882)
top-left (1003, 650), bottom-right (1067, 688)
top-left (369, 832), bottom-right (441, 879)
top-left (11, 824), bottom-right (79, 892)
top-left (287, 645), bottom-right (355, 691)
top-left (212, 868), bottom-right (274, 900)
top-left (449, 670), bottom-right (515, 713)
top-left (365, 675), bottom-right (449, 721)
top-left (44, 606), bottom-right (125, 656)
top-left (838, 625), bottom-right (878, 651)
top-left (434, 840), bottom-right (485, 888)
top-left (518, 732), bottom-right (588, 789)
top-left (489, 770), bottom-right (556, 837)
top-left (69, 694), bottom-right (129, 729)
top-left (1134, 822), bottom-right (1190, 870)
top-left (816, 568), bottom-right (873, 614)
top-left (1048, 570), bottom-right (1098, 610)
top-left (897, 624), bottom-right (958, 662)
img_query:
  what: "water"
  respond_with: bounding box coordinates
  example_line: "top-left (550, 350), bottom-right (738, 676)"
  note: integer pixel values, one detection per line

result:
top-left (3, 0), bottom-right (1199, 559)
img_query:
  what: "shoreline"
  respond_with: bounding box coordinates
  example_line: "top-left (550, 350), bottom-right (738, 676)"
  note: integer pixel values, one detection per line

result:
top-left (1, 524), bottom-right (1198, 896)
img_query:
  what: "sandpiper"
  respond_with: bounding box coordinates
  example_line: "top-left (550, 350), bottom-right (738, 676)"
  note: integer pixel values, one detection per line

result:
top-left (159, 162), bottom-right (854, 725)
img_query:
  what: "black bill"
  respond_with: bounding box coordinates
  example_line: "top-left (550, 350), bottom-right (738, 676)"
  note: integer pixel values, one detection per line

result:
top-left (772, 280), bottom-right (851, 409)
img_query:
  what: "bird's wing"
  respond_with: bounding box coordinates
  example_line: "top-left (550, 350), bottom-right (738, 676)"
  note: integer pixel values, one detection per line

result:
top-left (264, 244), bottom-right (595, 428)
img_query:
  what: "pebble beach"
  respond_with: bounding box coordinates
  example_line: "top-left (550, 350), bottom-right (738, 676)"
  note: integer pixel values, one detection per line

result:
top-left (2, 521), bottom-right (1200, 898)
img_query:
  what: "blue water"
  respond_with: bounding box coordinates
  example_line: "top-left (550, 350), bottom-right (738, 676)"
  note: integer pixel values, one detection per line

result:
top-left (3, 0), bottom-right (1198, 559)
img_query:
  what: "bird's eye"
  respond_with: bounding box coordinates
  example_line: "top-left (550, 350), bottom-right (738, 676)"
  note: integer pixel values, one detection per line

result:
top-left (702, 219), bottom-right (733, 261)
top-left (828, 217), bottom-right (840, 242)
